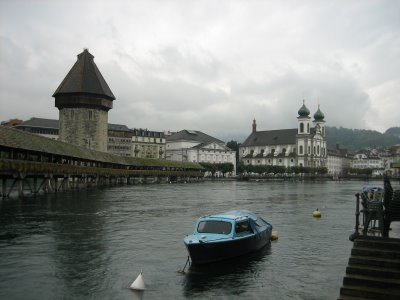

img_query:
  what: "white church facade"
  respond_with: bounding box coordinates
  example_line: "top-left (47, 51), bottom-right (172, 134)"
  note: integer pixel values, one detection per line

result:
top-left (239, 102), bottom-right (327, 169)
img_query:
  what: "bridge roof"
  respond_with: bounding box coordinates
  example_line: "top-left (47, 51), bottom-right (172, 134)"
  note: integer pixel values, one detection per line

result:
top-left (0, 126), bottom-right (202, 169)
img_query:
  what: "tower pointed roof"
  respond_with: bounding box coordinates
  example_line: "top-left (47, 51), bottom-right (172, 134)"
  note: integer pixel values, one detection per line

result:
top-left (53, 49), bottom-right (115, 100)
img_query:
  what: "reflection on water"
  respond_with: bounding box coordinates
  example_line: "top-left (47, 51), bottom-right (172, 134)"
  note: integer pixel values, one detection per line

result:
top-left (0, 180), bottom-right (384, 299)
top-left (183, 245), bottom-right (271, 297)
top-left (49, 192), bottom-right (109, 298)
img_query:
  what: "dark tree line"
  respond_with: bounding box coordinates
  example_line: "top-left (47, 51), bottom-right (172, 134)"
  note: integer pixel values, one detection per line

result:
top-left (237, 162), bottom-right (328, 175)
top-left (343, 168), bottom-right (373, 176)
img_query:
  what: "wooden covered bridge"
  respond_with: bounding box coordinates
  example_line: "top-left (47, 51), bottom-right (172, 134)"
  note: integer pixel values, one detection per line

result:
top-left (0, 126), bottom-right (204, 198)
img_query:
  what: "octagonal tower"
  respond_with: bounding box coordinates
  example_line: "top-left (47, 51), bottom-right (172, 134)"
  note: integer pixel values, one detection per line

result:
top-left (53, 49), bottom-right (115, 152)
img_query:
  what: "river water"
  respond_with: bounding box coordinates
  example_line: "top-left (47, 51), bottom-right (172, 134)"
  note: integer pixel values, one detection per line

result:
top-left (0, 180), bottom-right (380, 299)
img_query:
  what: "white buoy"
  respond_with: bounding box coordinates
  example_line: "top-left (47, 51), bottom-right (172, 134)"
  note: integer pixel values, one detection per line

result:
top-left (130, 270), bottom-right (145, 291)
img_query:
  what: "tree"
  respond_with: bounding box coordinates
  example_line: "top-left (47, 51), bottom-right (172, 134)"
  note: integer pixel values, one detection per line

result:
top-left (226, 140), bottom-right (240, 164)
top-left (219, 163), bottom-right (234, 177)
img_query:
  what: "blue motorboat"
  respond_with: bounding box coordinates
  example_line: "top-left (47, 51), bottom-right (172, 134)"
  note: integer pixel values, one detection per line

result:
top-left (183, 210), bottom-right (273, 265)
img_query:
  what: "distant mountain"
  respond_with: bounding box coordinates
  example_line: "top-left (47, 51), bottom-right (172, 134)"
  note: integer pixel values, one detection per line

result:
top-left (326, 126), bottom-right (400, 152)
top-left (385, 127), bottom-right (400, 138)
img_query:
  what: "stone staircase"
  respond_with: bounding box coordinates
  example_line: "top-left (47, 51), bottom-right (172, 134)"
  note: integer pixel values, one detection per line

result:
top-left (339, 236), bottom-right (400, 299)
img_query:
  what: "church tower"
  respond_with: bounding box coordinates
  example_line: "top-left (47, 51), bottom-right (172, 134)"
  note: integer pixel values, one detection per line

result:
top-left (252, 118), bottom-right (257, 133)
top-left (53, 49), bottom-right (115, 152)
top-left (297, 100), bottom-right (311, 135)
top-left (313, 105), bottom-right (325, 137)
top-left (312, 105), bottom-right (327, 168)
top-left (296, 100), bottom-right (311, 167)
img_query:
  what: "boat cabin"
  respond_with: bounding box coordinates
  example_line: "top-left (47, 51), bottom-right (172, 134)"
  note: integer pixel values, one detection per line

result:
top-left (193, 210), bottom-right (261, 239)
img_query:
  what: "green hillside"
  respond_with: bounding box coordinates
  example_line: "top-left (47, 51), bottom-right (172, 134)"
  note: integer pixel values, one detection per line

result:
top-left (326, 126), bottom-right (400, 152)
top-left (385, 127), bottom-right (400, 137)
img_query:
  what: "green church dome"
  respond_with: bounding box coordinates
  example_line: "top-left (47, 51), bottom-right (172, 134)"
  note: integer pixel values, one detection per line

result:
top-left (298, 101), bottom-right (310, 117)
top-left (313, 106), bottom-right (325, 121)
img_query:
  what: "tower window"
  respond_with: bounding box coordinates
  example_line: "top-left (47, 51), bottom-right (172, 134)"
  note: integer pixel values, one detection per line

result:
top-left (300, 123), bottom-right (304, 133)
top-left (299, 145), bottom-right (303, 154)
top-left (307, 123), bottom-right (310, 133)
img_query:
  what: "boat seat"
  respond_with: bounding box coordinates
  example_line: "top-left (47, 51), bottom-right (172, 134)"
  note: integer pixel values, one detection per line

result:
top-left (360, 188), bottom-right (384, 235)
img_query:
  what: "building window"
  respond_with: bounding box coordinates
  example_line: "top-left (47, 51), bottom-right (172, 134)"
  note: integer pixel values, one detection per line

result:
top-left (299, 145), bottom-right (303, 154)
top-left (89, 110), bottom-right (93, 120)
top-left (300, 123), bottom-right (304, 133)
top-left (307, 123), bottom-right (310, 133)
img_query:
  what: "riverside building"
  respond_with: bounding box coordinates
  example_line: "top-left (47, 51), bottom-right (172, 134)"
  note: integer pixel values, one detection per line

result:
top-left (239, 101), bottom-right (327, 169)
top-left (131, 128), bottom-right (166, 159)
top-left (165, 130), bottom-right (236, 174)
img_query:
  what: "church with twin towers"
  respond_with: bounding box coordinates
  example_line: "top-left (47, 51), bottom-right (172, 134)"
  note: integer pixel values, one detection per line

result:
top-left (239, 102), bottom-right (327, 169)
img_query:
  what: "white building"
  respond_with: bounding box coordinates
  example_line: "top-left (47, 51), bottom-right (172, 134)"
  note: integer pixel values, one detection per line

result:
top-left (131, 129), bottom-right (166, 159)
top-left (352, 151), bottom-right (385, 176)
top-left (239, 101), bottom-right (327, 169)
top-left (166, 130), bottom-right (236, 175)
top-left (327, 145), bottom-right (351, 175)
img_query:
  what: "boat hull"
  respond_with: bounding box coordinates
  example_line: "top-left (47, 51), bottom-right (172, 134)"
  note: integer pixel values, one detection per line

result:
top-left (185, 227), bottom-right (272, 265)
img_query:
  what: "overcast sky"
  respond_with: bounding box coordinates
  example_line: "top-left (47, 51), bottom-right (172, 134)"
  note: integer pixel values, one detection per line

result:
top-left (1, 0), bottom-right (399, 141)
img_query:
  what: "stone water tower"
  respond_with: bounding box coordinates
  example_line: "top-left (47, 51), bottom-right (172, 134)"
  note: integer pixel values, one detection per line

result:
top-left (53, 49), bottom-right (115, 152)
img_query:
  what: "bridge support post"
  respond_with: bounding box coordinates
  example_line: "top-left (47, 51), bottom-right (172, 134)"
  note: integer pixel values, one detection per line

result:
top-left (33, 177), bottom-right (38, 195)
top-left (2, 178), bottom-right (6, 198)
top-left (18, 174), bottom-right (25, 198)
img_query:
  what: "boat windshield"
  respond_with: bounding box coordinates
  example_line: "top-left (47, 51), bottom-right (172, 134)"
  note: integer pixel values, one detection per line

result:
top-left (197, 220), bottom-right (232, 235)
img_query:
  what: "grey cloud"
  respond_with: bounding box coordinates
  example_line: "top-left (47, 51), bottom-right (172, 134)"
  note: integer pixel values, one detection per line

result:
top-left (0, 1), bottom-right (399, 141)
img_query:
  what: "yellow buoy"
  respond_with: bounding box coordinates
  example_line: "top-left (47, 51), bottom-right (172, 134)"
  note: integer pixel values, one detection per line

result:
top-left (313, 209), bottom-right (321, 218)
top-left (271, 231), bottom-right (278, 241)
